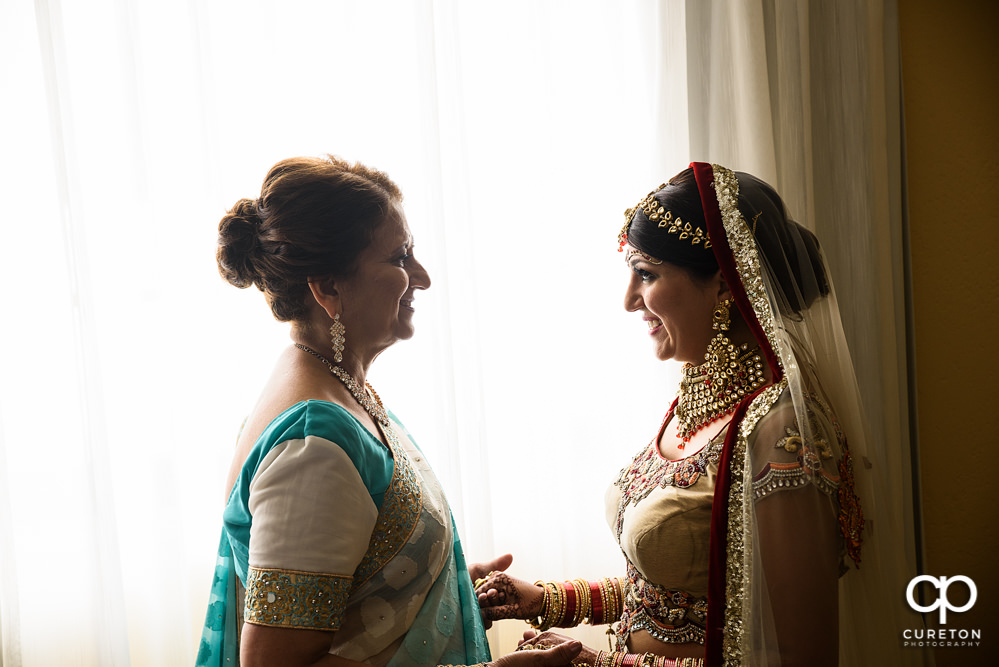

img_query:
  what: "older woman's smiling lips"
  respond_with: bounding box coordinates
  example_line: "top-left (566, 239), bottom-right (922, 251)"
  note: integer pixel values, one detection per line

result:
top-left (400, 297), bottom-right (415, 312)
top-left (644, 316), bottom-right (663, 334)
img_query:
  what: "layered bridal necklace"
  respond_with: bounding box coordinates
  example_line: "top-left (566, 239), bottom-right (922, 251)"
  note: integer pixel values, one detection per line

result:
top-left (674, 337), bottom-right (766, 445)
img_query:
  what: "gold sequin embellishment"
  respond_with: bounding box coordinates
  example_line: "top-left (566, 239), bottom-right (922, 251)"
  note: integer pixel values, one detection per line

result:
top-left (245, 567), bottom-right (352, 630)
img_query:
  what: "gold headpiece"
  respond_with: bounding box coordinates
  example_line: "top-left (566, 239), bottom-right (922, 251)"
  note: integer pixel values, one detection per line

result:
top-left (617, 185), bottom-right (665, 251)
top-left (617, 184), bottom-right (712, 252)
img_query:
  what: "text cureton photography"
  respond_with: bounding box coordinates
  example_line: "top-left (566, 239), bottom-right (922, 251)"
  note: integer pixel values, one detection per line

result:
top-left (902, 575), bottom-right (981, 648)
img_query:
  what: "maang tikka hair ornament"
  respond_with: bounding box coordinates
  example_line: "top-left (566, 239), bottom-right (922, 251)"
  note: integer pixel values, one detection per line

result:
top-left (674, 298), bottom-right (766, 445)
top-left (330, 313), bottom-right (346, 364)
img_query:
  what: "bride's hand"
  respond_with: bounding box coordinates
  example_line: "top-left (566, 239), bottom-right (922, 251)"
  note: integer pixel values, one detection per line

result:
top-left (475, 569), bottom-right (545, 622)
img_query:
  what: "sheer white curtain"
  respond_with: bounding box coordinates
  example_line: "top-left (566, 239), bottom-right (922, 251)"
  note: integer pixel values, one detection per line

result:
top-left (0, 1), bottom-right (913, 665)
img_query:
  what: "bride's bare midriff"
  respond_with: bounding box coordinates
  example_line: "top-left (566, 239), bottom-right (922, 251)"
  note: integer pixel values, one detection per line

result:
top-left (627, 630), bottom-right (705, 660)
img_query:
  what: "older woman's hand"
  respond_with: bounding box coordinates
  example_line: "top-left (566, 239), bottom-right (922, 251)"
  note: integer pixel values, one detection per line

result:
top-left (469, 553), bottom-right (514, 585)
top-left (490, 635), bottom-right (582, 667)
top-left (509, 631), bottom-right (597, 666)
top-left (474, 568), bottom-right (545, 622)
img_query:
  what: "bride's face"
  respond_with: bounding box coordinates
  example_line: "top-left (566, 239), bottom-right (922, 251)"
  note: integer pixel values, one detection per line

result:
top-left (622, 246), bottom-right (721, 364)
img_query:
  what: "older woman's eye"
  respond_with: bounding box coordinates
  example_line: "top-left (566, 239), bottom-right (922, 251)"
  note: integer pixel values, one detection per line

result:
top-left (393, 252), bottom-right (412, 267)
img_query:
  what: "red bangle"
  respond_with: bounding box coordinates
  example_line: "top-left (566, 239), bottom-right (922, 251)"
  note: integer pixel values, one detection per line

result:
top-left (561, 580), bottom-right (577, 626)
top-left (589, 580), bottom-right (604, 624)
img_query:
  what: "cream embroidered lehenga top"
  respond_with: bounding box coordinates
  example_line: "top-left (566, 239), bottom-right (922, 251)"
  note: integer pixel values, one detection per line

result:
top-left (605, 389), bottom-right (847, 650)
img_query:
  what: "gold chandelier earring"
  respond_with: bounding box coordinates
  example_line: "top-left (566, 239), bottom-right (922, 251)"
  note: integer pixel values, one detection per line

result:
top-left (330, 313), bottom-right (346, 364)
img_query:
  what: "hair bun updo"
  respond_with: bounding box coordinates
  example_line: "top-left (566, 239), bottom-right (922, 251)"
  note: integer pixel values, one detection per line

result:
top-left (214, 155), bottom-right (403, 323)
top-left (217, 198), bottom-right (264, 289)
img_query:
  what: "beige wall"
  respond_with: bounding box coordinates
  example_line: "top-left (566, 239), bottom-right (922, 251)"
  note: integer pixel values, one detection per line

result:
top-left (900, 1), bottom-right (999, 664)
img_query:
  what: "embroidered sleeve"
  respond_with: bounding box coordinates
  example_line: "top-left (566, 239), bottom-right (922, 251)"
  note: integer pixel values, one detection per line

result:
top-left (749, 393), bottom-right (842, 500)
top-left (245, 435), bottom-right (381, 630)
top-left (245, 567), bottom-right (353, 630)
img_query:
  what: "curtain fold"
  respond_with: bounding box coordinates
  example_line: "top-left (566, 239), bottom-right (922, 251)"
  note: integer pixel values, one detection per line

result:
top-left (682, 0), bottom-right (918, 577)
top-left (0, 1), bottom-right (916, 664)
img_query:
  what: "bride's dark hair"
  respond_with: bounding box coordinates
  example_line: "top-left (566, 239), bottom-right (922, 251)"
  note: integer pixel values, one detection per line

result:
top-left (626, 167), bottom-right (829, 314)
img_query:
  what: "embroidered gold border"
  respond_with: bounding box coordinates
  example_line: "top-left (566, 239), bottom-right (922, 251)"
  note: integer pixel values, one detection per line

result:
top-left (710, 165), bottom-right (785, 368)
top-left (723, 379), bottom-right (787, 665)
top-left (244, 566), bottom-right (353, 630)
top-left (714, 163), bottom-right (795, 664)
top-left (351, 421), bottom-right (424, 591)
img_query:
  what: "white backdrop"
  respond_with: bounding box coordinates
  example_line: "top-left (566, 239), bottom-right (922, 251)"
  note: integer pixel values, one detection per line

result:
top-left (0, 1), bottom-right (911, 665)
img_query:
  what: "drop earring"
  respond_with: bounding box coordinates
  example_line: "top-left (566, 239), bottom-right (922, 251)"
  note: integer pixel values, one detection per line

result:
top-left (712, 298), bottom-right (732, 331)
top-left (330, 313), bottom-right (345, 364)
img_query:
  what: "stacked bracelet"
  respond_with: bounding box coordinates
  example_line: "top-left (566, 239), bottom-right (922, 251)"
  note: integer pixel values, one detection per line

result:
top-left (589, 652), bottom-right (703, 667)
top-left (530, 577), bottom-right (625, 631)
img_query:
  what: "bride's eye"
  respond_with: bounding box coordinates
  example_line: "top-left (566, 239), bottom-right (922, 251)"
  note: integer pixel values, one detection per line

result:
top-left (632, 266), bottom-right (655, 282)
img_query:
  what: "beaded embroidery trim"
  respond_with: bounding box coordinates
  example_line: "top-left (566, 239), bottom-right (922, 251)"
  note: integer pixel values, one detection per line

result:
top-left (710, 166), bottom-right (785, 369)
top-left (809, 391), bottom-right (865, 567)
top-left (752, 412), bottom-right (841, 500)
top-left (805, 392), bottom-right (865, 568)
top-left (753, 459), bottom-right (840, 500)
top-left (838, 449), bottom-right (865, 567)
top-left (614, 564), bottom-right (708, 648)
top-left (351, 440), bottom-right (423, 591)
top-left (613, 423), bottom-right (726, 541)
top-left (245, 567), bottom-right (353, 630)
top-left (294, 344), bottom-right (424, 591)
top-left (721, 379), bottom-right (787, 665)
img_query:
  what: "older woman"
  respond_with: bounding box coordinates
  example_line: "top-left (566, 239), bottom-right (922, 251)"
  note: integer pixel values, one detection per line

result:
top-left (476, 163), bottom-right (903, 666)
top-left (196, 156), bottom-right (580, 667)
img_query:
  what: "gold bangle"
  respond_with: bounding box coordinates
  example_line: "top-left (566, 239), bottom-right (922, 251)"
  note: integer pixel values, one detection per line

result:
top-left (605, 577), bottom-right (624, 620)
top-left (675, 659), bottom-right (704, 667)
top-left (573, 578), bottom-right (591, 625)
top-left (530, 580), bottom-right (563, 631)
top-left (529, 580), bottom-right (550, 630)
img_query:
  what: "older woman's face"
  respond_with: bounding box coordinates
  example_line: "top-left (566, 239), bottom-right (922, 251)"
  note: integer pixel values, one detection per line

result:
top-left (335, 203), bottom-right (431, 357)
top-left (623, 246), bottom-right (720, 364)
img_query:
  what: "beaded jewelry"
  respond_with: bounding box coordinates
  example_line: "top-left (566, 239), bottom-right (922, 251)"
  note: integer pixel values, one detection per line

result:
top-left (295, 343), bottom-right (394, 440)
top-left (674, 300), bottom-right (765, 445)
top-left (626, 247), bottom-right (664, 265)
top-left (329, 313), bottom-right (346, 363)
top-left (617, 185), bottom-right (711, 252)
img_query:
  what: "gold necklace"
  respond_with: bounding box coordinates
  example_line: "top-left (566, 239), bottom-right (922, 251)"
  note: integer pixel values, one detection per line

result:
top-left (295, 343), bottom-right (392, 430)
top-left (674, 335), bottom-right (766, 444)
